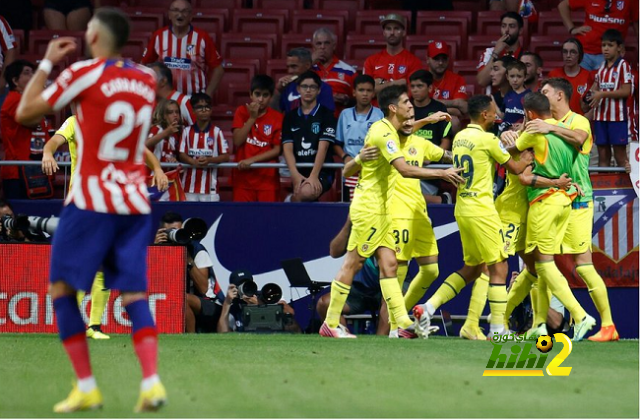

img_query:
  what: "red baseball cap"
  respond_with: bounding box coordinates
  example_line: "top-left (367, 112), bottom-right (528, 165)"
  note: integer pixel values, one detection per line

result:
top-left (427, 41), bottom-right (450, 58)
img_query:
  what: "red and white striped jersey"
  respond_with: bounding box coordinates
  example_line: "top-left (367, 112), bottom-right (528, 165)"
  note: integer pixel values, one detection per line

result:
top-left (594, 57), bottom-right (633, 122)
top-left (148, 125), bottom-right (178, 163)
top-left (42, 58), bottom-right (157, 215)
top-left (141, 25), bottom-right (222, 95)
top-left (628, 69), bottom-right (638, 142)
top-left (0, 16), bottom-right (15, 71)
top-left (179, 123), bottom-right (228, 194)
top-left (168, 89), bottom-right (195, 125)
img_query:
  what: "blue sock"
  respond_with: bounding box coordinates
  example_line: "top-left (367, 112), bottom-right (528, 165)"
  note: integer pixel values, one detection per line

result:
top-left (53, 295), bottom-right (86, 340)
top-left (125, 300), bottom-right (156, 333)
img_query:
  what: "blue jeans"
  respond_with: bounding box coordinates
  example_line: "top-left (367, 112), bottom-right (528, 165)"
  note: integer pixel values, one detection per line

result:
top-left (581, 53), bottom-right (605, 71)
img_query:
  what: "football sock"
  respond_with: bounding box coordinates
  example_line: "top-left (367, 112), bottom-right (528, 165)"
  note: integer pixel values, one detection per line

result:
top-left (427, 272), bottom-right (466, 311)
top-left (54, 295), bottom-right (94, 381)
top-left (577, 264), bottom-right (613, 327)
top-left (488, 284), bottom-right (507, 333)
top-left (464, 273), bottom-right (489, 329)
top-left (533, 271), bottom-right (549, 327)
top-left (89, 272), bottom-right (110, 328)
top-left (536, 261), bottom-right (587, 322)
top-left (397, 263), bottom-right (409, 289)
top-left (504, 269), bottom-right (536, 325)
top-left (76, 290), bottom-right (85, 308)
top-left (126, 300), bottom-right (158, 380)
top-left (404, 262), bottom-right (439, 310)
top-left (325, 281), bottom-right (351, 328)
top-left (380, 277), bottom-right (412, 329)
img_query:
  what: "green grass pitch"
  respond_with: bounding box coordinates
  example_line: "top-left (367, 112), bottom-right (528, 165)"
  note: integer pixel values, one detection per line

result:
top-left (0, 334), bottom-right (637, 418)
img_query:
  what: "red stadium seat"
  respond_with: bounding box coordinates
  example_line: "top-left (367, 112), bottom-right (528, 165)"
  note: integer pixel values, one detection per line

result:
top-left (312, 0), bottom-right (366, 31)
top-left (127, 10), bottom-right (165, 33)
top-left (130, 0), bottom-right (166, 6)
top-left (220, 34), bottom-right (276, 63)
top-left (415, 11), bottom-right (471, 39)
top-left (452, 0), bottom-right (487, 12)
top-left (121, 33), bottom-right (148, 62)
top-left (12, 29), bottom-right (24, 53)
top-left (253, 0), bottom-right (304, 8)
top-left (196, 0), bottom-right (244, 8)
top-left (191, 9), bottom-right (227, 40)
top-left (291, 10), bottom-right (348, 53)
top-left (529, 35), bottom-right (565, 64)
top-left (226, 83), bottom-right (253, 107)
top-left (344, 34), bottom-right (385, 61)
top-left (280, 34), bottom-right (313, 58)
top-left (537, 10), bottom-right (585, 36)
top-left (210, 106), bottom-right (237, 134)
top-left (406, 35), bottom-right (462, 64)
top-left (232, 10), bottom-right (289, 46)
top-left (265, 59), bottom-right (289, 83)
top-left (216, 59), bottom-right (260, 104)
top-left (476, 11), bottom-right (530, 44)
top-left (354, 10), bottom-right (412, 35)
top-left (366, 0), bottom-right (403, 9)
top-left (28, 30), bottom-right (83, 61)
top-left (453, 60), bottom-right (483, 92)
top-left (464, 84), bottom-right (475, 96)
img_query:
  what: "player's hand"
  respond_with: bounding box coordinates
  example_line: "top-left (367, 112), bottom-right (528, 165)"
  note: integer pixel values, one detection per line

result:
top-left (525, 119), bottom-right (551, 134)
top-left (556, 173), bottom-right (572, 190)
top-left (44, 37), bottom-right (77, 65)
top-left (304, 175), bottom-right (322, 195)
top-left (519, 149), bottom-right (534, 165)
top-left (588, 91), bottom-right (603, 109)
top-left (333, 93), bottom-right (350, 105)
top-left (238, 159), bottom-right (253, 170)
top-left (572, 182), bottom-right (585, 196)
top-left (500, 130), bottom-right (519, 146)
top-left (154, 228), bottom-right (168, 244)
top-left (41, 153), bottom-right (59, 175)
top-left (442, 166), bottom-right (465, 185)
top-left (359, 145), bottom-right (379, 162)
top-left (225, 284), bottom-right (238, 304)
top-left (494, 33), bottom-right (510, 55)
top-left (571, 25), bottom-right (591, 35)
top-left (426, 111), bottom-right (452, 124)
top-left (152, 170), bottom-right (169, 191)
top-left (246, 101), bottom-right (260, 120)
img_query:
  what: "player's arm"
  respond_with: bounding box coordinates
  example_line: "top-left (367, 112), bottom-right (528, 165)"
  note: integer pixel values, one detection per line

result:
top-left (343, 145), bottom-right (379, 177)
top-left (329, 215), bottom-right (352, 258)
top-left (16, 38), bottom-right (77, 126)
top-left (502, 150), bottom-right (533, 174)
top-left (412, 111), bottom-right (451, 132)
top-left (524, 119), bottom-right (588, 148)
top-left (207, 152), bottom-right (230, 164)
top-left (392, 157), bottom-right (465, 184)
top-left (518, 165), bottom-right (573, 190)
top-left (144, 148), bottom-right (168, 191)
top-left (41, 134), bottom-right (67, 175)
top-left (439, 150), bottom-right (453, 164)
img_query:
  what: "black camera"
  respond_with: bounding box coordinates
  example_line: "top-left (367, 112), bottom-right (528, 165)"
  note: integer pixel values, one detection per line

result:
top-left (1, 214), bottom-right (59, 240)
top-left (164, 217), bottom-right (208, 244)
top-left (229, 270), bottom-right (282, 304)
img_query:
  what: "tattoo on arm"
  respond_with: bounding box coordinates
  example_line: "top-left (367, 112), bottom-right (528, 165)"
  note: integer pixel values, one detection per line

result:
top-left (440, 150), bottom-right (453, 164)
top-left (531, 174), bottom-right (538, 187)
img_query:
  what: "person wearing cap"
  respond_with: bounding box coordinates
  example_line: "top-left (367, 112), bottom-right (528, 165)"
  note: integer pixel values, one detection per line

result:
top-left (363, 13), bottom-right (423, 95)
top-left (426, 40), bottom-right (468, 133)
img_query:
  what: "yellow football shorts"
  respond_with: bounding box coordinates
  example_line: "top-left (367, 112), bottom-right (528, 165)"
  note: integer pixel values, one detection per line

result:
top-left (525, 192), bottom-right (572, 255)
top-left (561, 201), bottom-right (594, 254)
top-left (501, 220), bottom-right (526, 256)
top-left (393, 214), bottom-right (439, 262)
top-left (457, 214), bottom-right (507, 266)
top-left (347, 210), bottom-right (395, 258)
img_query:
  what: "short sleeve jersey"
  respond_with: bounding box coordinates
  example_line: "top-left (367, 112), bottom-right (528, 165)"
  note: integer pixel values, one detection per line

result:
top-left (547, 67), bottom-right (594, 115)
top-left (363, 49), bottom-right (423, 84)
top-left (141, 25), bottom-right (223, 95)
top-left (502, 89), bottom-right (531, 126)
top-left (0, 16), bottom-right (15, 71)
top-left (232, 105), bottom-right (283, 190)
top-left (313, 56), bottom-right (356, 116)
top-left (168, 89), bottom-right (195, 125)
top-left (495, 163), bottom-right (528, 224)
top-left (391, 134), bottom-right (445, 219)
top-left (147, 125), bottom-right (178, 164)
top-left (54, 115), bottom-right (79, 189)
top-left (179, 123), bottom-right (229, 194)
top-left (594, 57), bottom-right (633, 122)
top-left (280, 81), bottom-right (335, 113)
top-left (559, 110), bottom-right (594, 203)
top-left (281, 104), bottom-right (336, 178)
top-left (452, 124), bottom-right (511, 217)
top-left (336, 106), bottom-right (384, 158)
top-left (431, 70), bottom-right (468, 101)
top-left (413, 99), bottom-right (449, 147)
top-left (351, 118), bottom-right (404, 215)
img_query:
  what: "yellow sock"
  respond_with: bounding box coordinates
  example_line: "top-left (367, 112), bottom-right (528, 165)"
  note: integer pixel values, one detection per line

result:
top-left (404, 263), bottom-right (439, 310)
top-left (325, 280), bottom-right (351, 328)
top-left (505, 269), bottom-right (536, 325)
top-left (76, 290), bottom-right (86, 308)
top-left (397, 263), bottom-right (409, 289)
top-left (577, 264), bottom-right (613, 327)
top-left (464, 273), bottom-right (489, 329)
top-left (536, 261), bottom-right (587, 322)
top-left (88, 272), bottom-right (110, 327)
top-left (488, 284), bottom-right (507, 332)
top-left (427, 272), bottom-right (466, 310)
top-left (380, 277), bottom-right (412, 329)
top-left (533, 271), bottom-right (549, 326)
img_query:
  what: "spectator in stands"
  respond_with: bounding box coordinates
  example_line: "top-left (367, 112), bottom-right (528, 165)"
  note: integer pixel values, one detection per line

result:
top-left (588, 29), bottom-right (632, 167)
top-left (146, 99), bottom-right (181, 164)
top-left (499, 60), bottom-right (530, 132)
top-left (231, 75), bottom-right (283, 202)
top-left (141, 0), bottom-right (224, 97)
top-left (558, 0), bottom-right (638, 71)
top-left (311, 28), bottom-right (356, 117)
top-left (548, 38), bottom-right (594, 115)
top-left (282, 71), bottom-right (337, 202)
top-left (363, 13), bottom-right (422, 95)
top-left (274, 47), bottom-right (334, 113)
top-left (0, 60), bottom-right (50, 199)
top-left (178, 93), bottom-right (230, 202)
top-left (489, 55), bottom-right (517, 117)
top-left (0, 15), bottom-right (16, 97)
top-left (521, 51), bottom-right (543, 91)
top-left (476, 12), bottom-right (526, 89)
top-left (0, 199), bottom-right (25, 241)
top-left (335, 74), bottom-right (384, 201)
top-left (43, 0), bottom-right (91, 31)
top-left (409, 70), bottom-right (453, 204)
top-left (147, 62), bottom-right (196, 126)
top-left (154, 211), bottom-right (226, 333)
top-left (426, 40), bottom-right (468, 133)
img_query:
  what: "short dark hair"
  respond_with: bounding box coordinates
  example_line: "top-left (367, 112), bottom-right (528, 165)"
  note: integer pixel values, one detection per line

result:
top-left (297, 70), bottom-right (322, 88)
top-left (286, 47), bottom-right (312, 65)
top-left (409, 69), bottom-right (433, 86)
top-left (506, 60), bottom-right (526, 74)
top-left (495, 55), bottom-right (517, 68)
top-left (353, 74), bottom-right (375, 89)
top-left (160, 211), bottom-right (183, 226)
top-left (147, 62), bottom-right (173, 87)
top-left (501, 11), bottom-right (524, 29)
top-left (378, 85), bottom-right (407, 117)
top-left (93, 7), bottom-right (130, 52)
top-left (523, 92), bottom-right (551, 116)
top-left (602, 29), bottom-right (624, 45)
top-left (467, 95), bottom-right (493, 119)
top-left (4, 59), bottom-right (35, 91)
top-left (563, 37), bottom-right (584, 63)
top-left (190, 92), bottom-right (212, 107)
top-left (521, 51), bottom-right (543, 68)
top-left (541, 77), bottom-right (573, 102)
top-left (250, 74), bottom-right (275, 95)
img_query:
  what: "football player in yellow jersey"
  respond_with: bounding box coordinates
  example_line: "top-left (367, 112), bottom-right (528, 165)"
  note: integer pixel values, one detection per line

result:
top-left (525, 78), bottom-right (617, 341)
top-left (320, 85), bottom-right (465, 338)
top-left (414, 95), bottom-right (533, 338)
top-left (42, 115), bottom-right (168, 339)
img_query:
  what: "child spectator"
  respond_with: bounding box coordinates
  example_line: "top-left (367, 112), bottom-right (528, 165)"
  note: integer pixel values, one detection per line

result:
top-left (500, 60), bottom-right (530, 131)
top-left (178, 93), bottom-right (229, 201)
top-left (146, 99), bottom-right (181, 164)
top-left (231, 75), bottom-right (283, 202)
top-left (588, 29), bottom-right (632, 167)
top-left (335, 74), bottom-right (384, 201)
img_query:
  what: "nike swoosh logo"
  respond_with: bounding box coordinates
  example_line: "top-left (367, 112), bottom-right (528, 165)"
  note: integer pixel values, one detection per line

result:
top-left (291, 127), bottom-right (301, 132)
top-left (375, 66), bottom-right (384, 70)
top-left (288, 92), bottom-right (300, 102)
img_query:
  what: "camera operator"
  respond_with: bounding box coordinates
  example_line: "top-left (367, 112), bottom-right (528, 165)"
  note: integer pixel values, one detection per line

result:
top-left (154, 211), bottom-right (226, 333)
top-left (0, 199), bottom-right (49, 242)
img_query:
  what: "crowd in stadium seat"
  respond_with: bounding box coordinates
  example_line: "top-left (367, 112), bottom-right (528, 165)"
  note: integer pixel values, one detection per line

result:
top-left (0, 0), bottom-right (637, 202)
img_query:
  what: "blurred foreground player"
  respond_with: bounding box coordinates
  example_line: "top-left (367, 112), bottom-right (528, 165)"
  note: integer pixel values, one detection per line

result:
top-left (16, 8), bottom-right (167, 413)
